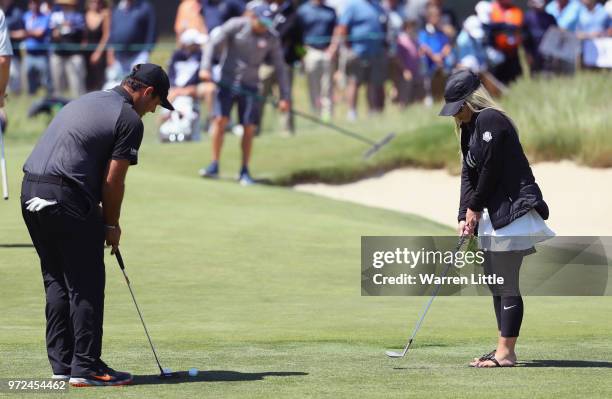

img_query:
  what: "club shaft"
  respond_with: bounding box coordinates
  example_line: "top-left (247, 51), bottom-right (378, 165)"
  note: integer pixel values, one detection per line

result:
top-left (212, 79), bottom-right (378, 146)
top-left (398, 236), bottom-right (467, 356)
top-left (115, 251), bottom-right (165, 375)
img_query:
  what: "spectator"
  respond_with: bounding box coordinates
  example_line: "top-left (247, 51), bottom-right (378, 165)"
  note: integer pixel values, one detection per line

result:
top-left (49, 0), bottom-right (86, 97)
top-left (108, 0), bottom-right (157, 77)
top-left (255, 0), bottom-right (301, 135)
top-left (84, 0), bottom-right (111, 91)
top-left (489, 0), bottom-right (524, 84)
top-left (198, 4), bottom-right (290, 185)
top-left (523, 0), bottom-right (557, 73)
top-left (428, 0), bottom-right (459, 40)
top-left (201, 0), bottom-right (246, 32)
top-left (1, 0), bottom-right (24, 95)
top-left (576, 0), bottom-right (610, 39)
top-left (329, 0), bottom-right (388, 120)
top-left (545, 0), bottom-right (584, 31)
top-left (396, 17), bottom-right (423, 104)
top-left (0, 7), bottom-right (12, 107)
top-left (22, 0), bottom-right (52, 95)
top-left (296, 0), bottom-right (337, 119)
top-left (456, 15), bottom-right (489, 73)
top-left (175, 0), bottom-right (206, 40)
top-left (418, 4), bottom-right (453, 105)
top-left (168, 29), bottom-right (205, 102)
top-left (384, 0), bottom-right (409, 107)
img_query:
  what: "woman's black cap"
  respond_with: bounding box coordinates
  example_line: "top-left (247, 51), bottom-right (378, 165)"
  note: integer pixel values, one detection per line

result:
top-left (129, 63), bottom-right (175, 111)
top-left (439, 69), bottom-right (481, 116)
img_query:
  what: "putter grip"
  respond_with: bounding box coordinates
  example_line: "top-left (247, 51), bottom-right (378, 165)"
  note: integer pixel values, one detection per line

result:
top-left (115, 250), bottom-right (126, 270)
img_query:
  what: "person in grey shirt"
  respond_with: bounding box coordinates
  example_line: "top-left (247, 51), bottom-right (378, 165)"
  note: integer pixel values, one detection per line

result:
top-left (0, 8), bottom-right (13, 108)
top-left (21, 63), bottom-right (173, 387)
top-left (199, 3), bottom-right (290, 186)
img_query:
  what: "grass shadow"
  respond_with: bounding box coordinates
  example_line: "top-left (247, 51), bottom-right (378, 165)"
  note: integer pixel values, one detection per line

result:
top-left (133, 370), bottom-right (308, 385)
top-left (519, 360), bottom-right (612, 368)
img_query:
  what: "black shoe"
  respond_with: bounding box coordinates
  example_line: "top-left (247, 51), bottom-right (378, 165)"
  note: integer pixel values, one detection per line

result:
top-left (69, 360), bottom-right (132, 387)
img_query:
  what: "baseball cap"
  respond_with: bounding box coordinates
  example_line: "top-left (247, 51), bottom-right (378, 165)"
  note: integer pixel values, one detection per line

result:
top-left (129, 63), bottom-right (174, 111)
top-left (439, 69), bottom-right (481, 117)
top-left (252, 4), bottom-right (274, 29)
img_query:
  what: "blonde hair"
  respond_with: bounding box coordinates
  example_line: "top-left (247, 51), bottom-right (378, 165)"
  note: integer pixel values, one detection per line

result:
top-left (453, 85), bottom-right (517, 141)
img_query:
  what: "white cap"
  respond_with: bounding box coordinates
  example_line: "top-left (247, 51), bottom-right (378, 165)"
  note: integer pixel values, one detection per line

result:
top-left (475, 1), bottom-right (492, 25)
top-left (180, 29), bottom-right (207, 46)
top-left (463, 15), bottom-right (485, 40)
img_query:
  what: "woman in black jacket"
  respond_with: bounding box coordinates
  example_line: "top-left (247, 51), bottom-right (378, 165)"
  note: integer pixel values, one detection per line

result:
top-left (439, 69), bottom-right (554, 368)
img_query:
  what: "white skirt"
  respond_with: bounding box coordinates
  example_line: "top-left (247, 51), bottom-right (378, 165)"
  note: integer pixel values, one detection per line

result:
top-left (478, 208), bottom-right (556, 252)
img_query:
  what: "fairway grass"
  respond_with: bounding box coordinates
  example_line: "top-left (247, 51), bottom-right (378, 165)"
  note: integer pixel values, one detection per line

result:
top-left (1, 143), bottom-right (611, 398)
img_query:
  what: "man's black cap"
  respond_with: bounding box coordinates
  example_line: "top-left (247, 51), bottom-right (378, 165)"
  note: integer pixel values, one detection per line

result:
top-left (128, 63), bottom-right (174, 111)
top-left (439, 69), bottom-right (481, 116)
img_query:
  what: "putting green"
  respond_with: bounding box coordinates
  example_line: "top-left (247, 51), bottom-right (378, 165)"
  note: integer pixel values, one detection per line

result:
top-left (1, 142), bottom-right (611, 398)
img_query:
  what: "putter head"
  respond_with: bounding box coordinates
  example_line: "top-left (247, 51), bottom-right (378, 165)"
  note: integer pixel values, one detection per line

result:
top-left (158, 371), bottom-right (180, 379)
top-left (363, 132), bottom-right (395, 159)
top-left (385, 350), bottom-right (405, 358)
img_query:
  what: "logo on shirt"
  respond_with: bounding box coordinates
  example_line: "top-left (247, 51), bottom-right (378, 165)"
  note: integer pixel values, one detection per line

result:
top-left (130, 148), bottom-right (138, 156)
top-left (483, 131), bottom-right (493, 142)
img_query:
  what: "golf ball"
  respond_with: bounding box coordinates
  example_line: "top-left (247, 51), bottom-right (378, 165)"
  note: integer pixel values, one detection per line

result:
top-left (188, 368), bottom-right (199, 377)
top-left (162, 367), bottom-right (172, 374)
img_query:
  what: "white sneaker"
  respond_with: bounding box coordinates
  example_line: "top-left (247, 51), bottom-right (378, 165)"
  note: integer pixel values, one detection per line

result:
top-left (346, 109), bottom-right (357, 121)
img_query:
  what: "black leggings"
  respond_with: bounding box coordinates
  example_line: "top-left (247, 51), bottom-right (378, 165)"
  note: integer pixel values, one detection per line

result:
top-left (483, 251), bottom-right (525, 338)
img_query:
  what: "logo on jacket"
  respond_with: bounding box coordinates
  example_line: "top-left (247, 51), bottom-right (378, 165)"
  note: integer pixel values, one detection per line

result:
top-left (130, 148), bottom-right (138, 156)
top-left (483, 131), bottom-right (493, 142)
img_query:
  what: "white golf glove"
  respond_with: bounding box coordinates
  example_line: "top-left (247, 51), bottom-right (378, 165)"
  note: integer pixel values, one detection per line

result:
top-left (25, 197), bottom-right (58, 212)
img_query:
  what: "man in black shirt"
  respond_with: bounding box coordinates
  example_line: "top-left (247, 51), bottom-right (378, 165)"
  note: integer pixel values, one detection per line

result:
top-left (21, 63), bottom-right (173, 387)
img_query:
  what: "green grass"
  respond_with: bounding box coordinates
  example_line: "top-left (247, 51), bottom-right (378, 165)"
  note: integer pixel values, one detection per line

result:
top-left (1, 139), bottom-right (612, 398)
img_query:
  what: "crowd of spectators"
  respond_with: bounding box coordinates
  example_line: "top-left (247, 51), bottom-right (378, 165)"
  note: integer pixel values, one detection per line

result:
top-left (1, 0), bottom-right (611, 125)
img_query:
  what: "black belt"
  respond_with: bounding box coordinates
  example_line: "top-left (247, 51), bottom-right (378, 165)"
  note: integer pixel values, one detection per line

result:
top-left (24, 173), bottom-right (71, 186)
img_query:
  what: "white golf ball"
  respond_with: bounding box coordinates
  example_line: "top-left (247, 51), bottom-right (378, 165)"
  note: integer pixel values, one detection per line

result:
top-left (188, 368), bottom-right (199, 377)
top-left (162, 367), bottom-right (172, 374)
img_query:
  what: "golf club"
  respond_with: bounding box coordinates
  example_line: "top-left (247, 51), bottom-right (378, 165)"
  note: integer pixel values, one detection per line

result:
top-left (385, 235), bottom-right (468, 359)
top-left (212, 79), bottom-right (395, 159)
top-left (0, 122), bottom-right (8, 200)
top-left (114, 249), bottom-right (179, 379)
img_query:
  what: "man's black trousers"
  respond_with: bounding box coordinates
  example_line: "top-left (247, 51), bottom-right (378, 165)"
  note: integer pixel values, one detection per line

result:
top-left (21, 177), bottom-right (105, 377)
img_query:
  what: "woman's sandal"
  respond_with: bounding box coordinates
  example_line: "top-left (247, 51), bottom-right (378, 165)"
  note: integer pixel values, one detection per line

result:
top-left (469, 350), bottom-right (496, 367)
top-left (474, 352), bottom-right (516, 368)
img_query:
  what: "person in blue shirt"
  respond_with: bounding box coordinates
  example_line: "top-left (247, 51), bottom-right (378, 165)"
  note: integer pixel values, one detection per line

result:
top-left (296, 0), bottom-right (336, 119)
top-left (108, 0), bottom-right (157, 77)
top-left (329, 0), bottom-right (388, 120)
top-left (418, 4), bottom-right (453, 105)
top-left (22, 0), bottom-right (52, 95)
top-left (49, 0), bottom-right (85, 97)
top-left (576, 0), bottom-right (610, 38)
top-left (545, 0), bottom-right (584, 31)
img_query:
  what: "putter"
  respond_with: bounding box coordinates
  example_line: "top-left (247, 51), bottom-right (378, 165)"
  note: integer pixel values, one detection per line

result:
top-left (212, 80), bottom-right (395, 159)
top-left (0, 123), bottom-right (8, 200)
top-left (114, 249), bottom-right (179, 379)
top-left (386, 235), bottom-right (467, 359)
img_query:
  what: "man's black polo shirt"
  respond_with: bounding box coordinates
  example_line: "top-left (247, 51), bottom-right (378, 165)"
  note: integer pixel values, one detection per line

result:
top-left (23, 87), bottom-right (144, 203)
